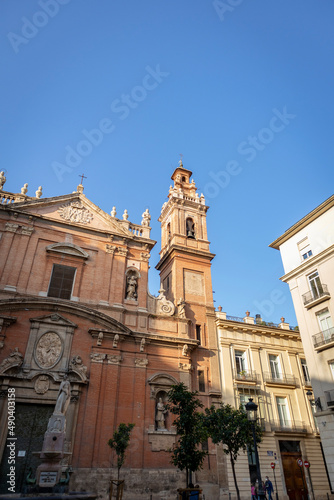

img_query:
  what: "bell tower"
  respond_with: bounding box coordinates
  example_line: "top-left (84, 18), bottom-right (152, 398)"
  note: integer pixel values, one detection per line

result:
top-left (156, 159), bottom-right (220, 399)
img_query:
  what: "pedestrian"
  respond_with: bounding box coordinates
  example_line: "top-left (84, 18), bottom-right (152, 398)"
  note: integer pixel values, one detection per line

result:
top-left (251, 483), bottom-right (257, 500)
top-left (265, 476), bottom-right (274, 500)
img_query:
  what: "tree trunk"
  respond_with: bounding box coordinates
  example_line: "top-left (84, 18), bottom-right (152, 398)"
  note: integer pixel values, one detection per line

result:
top-left (230, 452), bottom-right (240, 500)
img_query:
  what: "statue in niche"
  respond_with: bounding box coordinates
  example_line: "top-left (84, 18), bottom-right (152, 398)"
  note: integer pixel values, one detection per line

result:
top-left (54, 377), bottom-right (71, 415)
top-left (126, 273), bottom-right (138, 300)
top-left (155, 397), bottom-right (167, 430)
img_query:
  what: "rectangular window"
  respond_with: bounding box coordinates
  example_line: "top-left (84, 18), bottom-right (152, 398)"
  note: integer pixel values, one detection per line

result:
top-left (301, 359), bottom-right (310, 384)
top-left (276, 397), bottom-right (290, 427)
top-left (308, 271), bottom-right (323, 299)
top-left (317, 310), bottom-right (334, 341)
top-left (196, 325), bottom-right (201, 344)
top-left (198, 370), bottom-right (205, 392)
top-left (269, 354), bottom-right (282, 379)
top-left (329, 362), bottom-right (334, 380)
top-left (298, 238), bottom-right (312, 261)
top-left (235, 350), bottom-right (247, 374)
top-left (48, 264), bottom-right (76, 300)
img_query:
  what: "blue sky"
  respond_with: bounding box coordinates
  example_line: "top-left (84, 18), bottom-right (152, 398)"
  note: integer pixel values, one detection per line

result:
top-left (1, 0), bottom-right (334, 325)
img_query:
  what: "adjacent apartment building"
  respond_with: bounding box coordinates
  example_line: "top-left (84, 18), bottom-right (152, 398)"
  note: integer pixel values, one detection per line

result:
top-left (216, 310), bottom-right (330, 500)
top-left (270, 194), bottom-right (334, 492)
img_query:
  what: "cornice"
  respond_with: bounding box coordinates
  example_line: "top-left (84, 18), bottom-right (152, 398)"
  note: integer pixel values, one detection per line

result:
top-left (156, 244), bottom-right (215, 270)
top-left (270, 194), bottom-right (334, 249)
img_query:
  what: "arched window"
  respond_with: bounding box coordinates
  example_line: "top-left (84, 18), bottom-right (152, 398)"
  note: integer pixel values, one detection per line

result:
top-left (167, 222), bottom-right (171, 241)
top-left (182, 176), bottom-right (186, 182)
top-left (186, 218), bottom-right (195, 239)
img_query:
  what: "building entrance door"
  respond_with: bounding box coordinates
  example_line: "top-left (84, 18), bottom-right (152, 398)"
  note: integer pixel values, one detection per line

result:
top-left (279, 441), bottom-right (308, 500)
top-left (0, 403), bottom-right (53, 494)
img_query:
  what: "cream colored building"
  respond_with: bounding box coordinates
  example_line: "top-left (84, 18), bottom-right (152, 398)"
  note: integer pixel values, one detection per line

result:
top-left (270, 195), bottom-right (334, 492)
top-left (216, 310), bottom-right (330, 500)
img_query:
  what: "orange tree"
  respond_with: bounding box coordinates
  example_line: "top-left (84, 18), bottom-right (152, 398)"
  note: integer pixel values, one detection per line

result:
top-left (167, 383), bottom-right (208, 487)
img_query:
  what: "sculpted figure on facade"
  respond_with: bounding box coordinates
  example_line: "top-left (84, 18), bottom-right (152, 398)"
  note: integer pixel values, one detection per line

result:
top-left (54, 378), bottom-right (71, 415)
top-left (69, 355), bottom-right (88, 381)
top-left (126, 274), bottom-right (138, 300)
top-left (177, 298), bottom-right (186, 319)
top-left (113, 334), bottom-right (119, 348)
top-left (155, 397), bottom-right (167, 430)
top-left (0, 347), bottom-right (23, 373)
top-left (0, 171), bottom-right (6, 190)
top-left (35, 332), bottom-right (62, 369)
top-left (182, 344), bottom-right (189, 357)
top-left (141, 208), bottom-right (151, 227)
top-left (140, 338), bottom-right (146, 352)
top-left (97, 332), bottom-right (103, 346)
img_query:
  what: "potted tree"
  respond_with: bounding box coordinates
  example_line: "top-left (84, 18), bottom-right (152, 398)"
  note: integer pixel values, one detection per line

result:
top-left (108, 423), bottom-right (135, 500)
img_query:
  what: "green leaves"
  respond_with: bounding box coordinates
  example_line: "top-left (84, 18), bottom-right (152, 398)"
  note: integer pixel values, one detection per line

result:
top-left (167, 383), bottom-right (208, 475)
top-left (108, 423), bottom-right (135, 477)
top-left (205, 404), bottom-right (262, 462)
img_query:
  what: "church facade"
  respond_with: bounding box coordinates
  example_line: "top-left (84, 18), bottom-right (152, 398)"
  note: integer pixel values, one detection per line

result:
top-left (0, 164), bottom-right (225, 499)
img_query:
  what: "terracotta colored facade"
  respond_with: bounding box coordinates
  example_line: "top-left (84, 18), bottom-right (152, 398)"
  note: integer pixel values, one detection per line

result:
top-left (0, 165), bottom-right (225, 498)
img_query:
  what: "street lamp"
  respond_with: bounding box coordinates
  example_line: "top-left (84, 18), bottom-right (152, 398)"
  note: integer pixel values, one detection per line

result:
top-left (245, 398), bottom-right (266, 500)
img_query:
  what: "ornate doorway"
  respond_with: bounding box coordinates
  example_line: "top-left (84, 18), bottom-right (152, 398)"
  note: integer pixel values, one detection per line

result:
top-left (0, 403), bottom-right (53, 494)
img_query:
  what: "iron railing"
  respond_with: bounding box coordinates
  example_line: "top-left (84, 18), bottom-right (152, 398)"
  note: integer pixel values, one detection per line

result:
top-left (302, 284), bottom-right (330, 306)
top-left (325, 389), bottom-right (334, 409)
top-left (313, 327), bottom-right (334, 348)
top-left (263, 372), bottom-right (297, 386)
top-left (270, 420), bottom-right (308, 433)
top-left (234, 370), bottom-right (258, 383)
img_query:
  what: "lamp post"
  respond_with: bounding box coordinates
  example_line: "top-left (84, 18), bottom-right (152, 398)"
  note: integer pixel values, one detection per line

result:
top-left (245, 398), bottom-right (266, 500)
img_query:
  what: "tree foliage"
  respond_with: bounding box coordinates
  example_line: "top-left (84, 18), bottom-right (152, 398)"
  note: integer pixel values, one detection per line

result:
top-left (205, 404), bottom-right (262, 500)
top-left (167, 383), bottom-right (208, 486)
top-left (108, 423), bottom-right (135, 480)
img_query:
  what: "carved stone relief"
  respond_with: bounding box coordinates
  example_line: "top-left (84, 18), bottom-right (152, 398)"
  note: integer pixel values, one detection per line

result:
top-left (58, 202), bottom-right (93, 224)
top-left (90, 353), bottom-right (106, 363)
top-left (135, 358), bottom-right (148, 368)
top-left (156, 287), bottom-right (175, 316)
top-left (107, 355), bottom-right (122, 365)
top-left (0, 347), bottom-right (23, 373)
top-left (34, 332), bottom-right (63, 369)
top-left (34, 375), bottom-right (50, 394)
top-left (69, 355), bottom-right (88, 381)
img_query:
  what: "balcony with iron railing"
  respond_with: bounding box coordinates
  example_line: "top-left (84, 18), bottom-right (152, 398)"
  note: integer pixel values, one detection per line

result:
top-left (233, 369), bottom-right (259, 384)
top-left (263, 372), bottom-right (297, 387)
top-left (270, 420), bottom-right (308, 433)
top-left (325, 389), bottom-right (334, 409)
top-left (313, 328), bottom-right (334, 350)
top-left (302, 284), bottom-right (330, 308)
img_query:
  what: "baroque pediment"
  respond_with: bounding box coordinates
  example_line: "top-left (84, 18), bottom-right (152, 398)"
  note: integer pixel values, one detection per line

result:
top-left (4, 193), bottom-right (135, 237)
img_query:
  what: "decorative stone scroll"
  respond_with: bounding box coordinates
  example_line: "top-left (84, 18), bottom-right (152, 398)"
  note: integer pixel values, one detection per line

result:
top-left (5, 223), bottom-right (18, 233)
top-left (21, 226), bottom-right (34, 236)
top-left (58, 202), bottom-right (93, 224)
top-left (0, 347), bottom-right (23, 373)
top-left (107, 354), bottom-right (122, 365)
top-left (135, 358), bottom-right (148, 368)
top-left (90, 353), bottom-right (106, 363)
top-left (179, 362), bottom-right (193, 372)
top-left (157, 287), bottom-right (175, 316)
top-left (69, 355), bottom-right (88, 381)
top-left (106, 244), bottom-right (116, 254)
